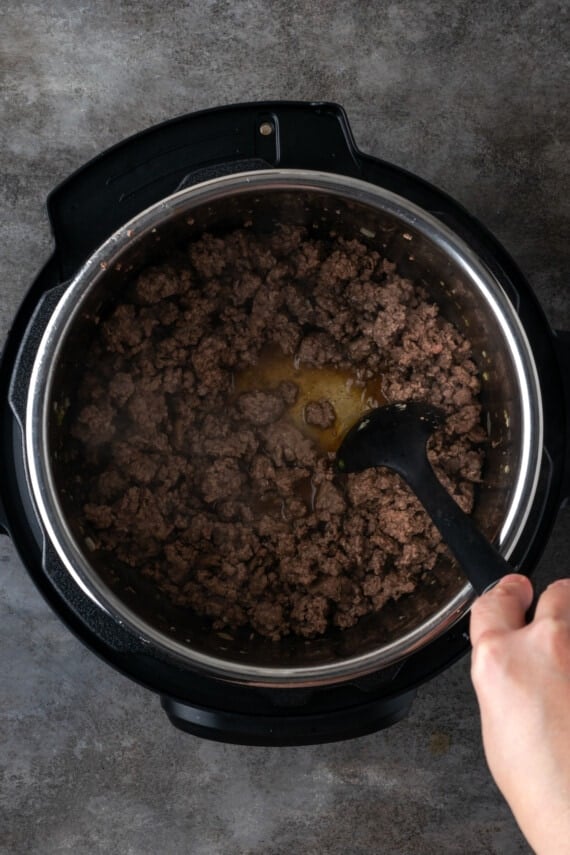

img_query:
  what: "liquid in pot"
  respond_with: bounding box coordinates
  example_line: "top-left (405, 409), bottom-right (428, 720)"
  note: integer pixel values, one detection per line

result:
top-left (235, 344), bottom-right (386, 453)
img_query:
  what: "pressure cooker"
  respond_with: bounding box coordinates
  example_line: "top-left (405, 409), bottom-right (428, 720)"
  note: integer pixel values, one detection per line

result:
top-left (1, 102), bottom-right (568, 744)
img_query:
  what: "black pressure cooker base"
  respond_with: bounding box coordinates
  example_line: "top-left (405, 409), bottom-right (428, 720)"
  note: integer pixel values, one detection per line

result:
top-left (2, 101), bottom-right (569, 745)
top-left (161, 691), bottom-right (417, 746)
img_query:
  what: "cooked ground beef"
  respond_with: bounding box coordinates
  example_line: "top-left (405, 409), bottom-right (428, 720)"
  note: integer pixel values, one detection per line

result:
top-left (304, 399), bottom-right (337, 429)
top-left (69, 225), bottom-right (485, 640)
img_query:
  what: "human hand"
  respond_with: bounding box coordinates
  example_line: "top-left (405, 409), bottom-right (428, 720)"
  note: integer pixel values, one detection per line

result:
top-left (470, 574), bottom-right (570, 855)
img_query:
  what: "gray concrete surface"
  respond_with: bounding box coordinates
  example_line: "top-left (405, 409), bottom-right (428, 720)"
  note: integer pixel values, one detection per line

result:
top-left (1, 1), bottom-right (568, 852)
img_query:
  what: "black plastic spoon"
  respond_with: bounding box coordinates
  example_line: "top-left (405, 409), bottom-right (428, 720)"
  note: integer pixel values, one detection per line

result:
top-left (335, 402), bottom-right (512, 595)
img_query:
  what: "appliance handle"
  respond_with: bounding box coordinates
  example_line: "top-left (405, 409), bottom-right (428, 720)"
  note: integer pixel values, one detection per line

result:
top-left (48, 101), bottom-right (363, 280)
top-left (0, 283), bottom-right (69, 536)
top-left (554, 329), bottom-right (570, 506)
top-left (8, 283), bottom-right (69, 430)
top-left (161, 689), bottom-right (416, 746)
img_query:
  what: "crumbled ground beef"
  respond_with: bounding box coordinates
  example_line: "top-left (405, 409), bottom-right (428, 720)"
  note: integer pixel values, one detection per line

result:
top-left (304, 399), bottom-right (337, 429)
top-left (68, 225), bottom-right (485, 640)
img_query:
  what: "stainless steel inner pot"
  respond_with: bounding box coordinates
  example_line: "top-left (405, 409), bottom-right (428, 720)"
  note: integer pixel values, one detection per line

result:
top-left (25, 170), bottom-right (543, 687)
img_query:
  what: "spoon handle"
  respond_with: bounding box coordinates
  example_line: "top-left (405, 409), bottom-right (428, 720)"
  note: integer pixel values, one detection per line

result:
top-left (402, 461), bottom-right (512, 596)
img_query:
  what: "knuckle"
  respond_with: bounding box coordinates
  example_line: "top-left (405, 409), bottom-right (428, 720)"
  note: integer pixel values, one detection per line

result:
top-left (531, 617), bottom-right (570, 668)
top-left (472, 582), bottom-right (523, 618)
top-left (470, 631), bottom-right (506, 684)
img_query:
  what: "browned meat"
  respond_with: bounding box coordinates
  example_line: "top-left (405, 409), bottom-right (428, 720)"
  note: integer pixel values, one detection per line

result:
top-left (304, 399), bottom-right (336, 429)
top-left (71, 402), bottom-right (116, 446)
top-left (68, 225), bottom-right (485, 641)
top-left (262, 422), bottom-right (318, 468)
top-left (237, 390), bottom-right (286, 426)
top-left (201, 458), bottom-right (246, 504)
top-left (277, 381), bottom-right (299, 405)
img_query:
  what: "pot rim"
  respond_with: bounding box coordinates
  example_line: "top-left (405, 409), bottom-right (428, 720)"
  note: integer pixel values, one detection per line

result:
top-left (24, 168), bottom-right (543, 686)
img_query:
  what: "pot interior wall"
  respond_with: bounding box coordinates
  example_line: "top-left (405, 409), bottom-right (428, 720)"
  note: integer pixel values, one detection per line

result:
top-left (48, 184), bottom-right (524, 672)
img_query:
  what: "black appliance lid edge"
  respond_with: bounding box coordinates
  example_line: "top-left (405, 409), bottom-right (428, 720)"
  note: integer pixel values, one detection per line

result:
top-left (45, 101), bottom-right (363, 279)
top-left (0, 255), bottom-right (61, 536)
top-left (553, 330), bottom-right (570, 506)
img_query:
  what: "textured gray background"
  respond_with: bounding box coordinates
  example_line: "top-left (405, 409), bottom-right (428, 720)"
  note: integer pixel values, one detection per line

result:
top-left (1, 1), bottom-right (569, 853)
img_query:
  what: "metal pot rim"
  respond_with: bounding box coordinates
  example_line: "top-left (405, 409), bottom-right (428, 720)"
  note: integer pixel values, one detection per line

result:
top-left (24, 168), bottom-right (543, 686)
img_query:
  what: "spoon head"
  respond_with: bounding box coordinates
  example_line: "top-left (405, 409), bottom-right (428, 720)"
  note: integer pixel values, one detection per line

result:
top-left (335, 402), bottom-right (445, 476)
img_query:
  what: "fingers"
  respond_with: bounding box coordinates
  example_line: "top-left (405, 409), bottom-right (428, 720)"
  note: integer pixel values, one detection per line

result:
top-left (533, 579), bottom-right (570, 624)
top-left (470, 574), bottom-right (534, 646)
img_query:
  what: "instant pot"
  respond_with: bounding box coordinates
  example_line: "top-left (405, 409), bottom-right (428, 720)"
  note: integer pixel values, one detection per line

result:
top-left (2, 102), bottom-right (569, 744)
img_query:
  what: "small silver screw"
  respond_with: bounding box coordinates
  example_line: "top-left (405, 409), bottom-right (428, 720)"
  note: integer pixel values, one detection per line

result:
top-left (259, 122), bottom-right (274, 136)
